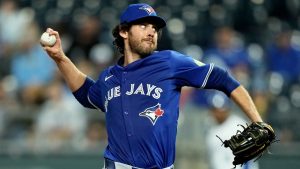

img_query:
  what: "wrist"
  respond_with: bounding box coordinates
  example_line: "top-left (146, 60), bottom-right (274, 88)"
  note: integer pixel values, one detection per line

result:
top-left (54, 53), bottom-right (69, 64)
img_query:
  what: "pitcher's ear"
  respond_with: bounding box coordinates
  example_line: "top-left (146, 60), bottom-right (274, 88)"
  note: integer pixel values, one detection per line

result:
top-left (119, 29), bottom-right (128, 39)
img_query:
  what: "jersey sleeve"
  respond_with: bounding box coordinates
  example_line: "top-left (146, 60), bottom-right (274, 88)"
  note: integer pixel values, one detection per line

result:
top-left (87, 78), bottom-right (106, 112)
top-left (73, 76), bottom-right (105, 112)
top-left (170, 51), bottom-right (214, 88)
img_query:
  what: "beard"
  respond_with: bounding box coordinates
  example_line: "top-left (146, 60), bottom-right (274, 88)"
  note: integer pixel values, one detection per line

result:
top-left (128, 33), bottom-right (157, 58)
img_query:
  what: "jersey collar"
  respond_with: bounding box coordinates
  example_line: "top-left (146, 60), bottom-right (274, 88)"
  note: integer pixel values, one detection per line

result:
top-left (116, 52), bottom-right (158, 70)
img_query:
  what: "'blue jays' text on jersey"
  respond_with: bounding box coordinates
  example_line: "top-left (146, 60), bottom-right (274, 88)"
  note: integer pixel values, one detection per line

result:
top-left (76, 50), bottom-right (229, 168)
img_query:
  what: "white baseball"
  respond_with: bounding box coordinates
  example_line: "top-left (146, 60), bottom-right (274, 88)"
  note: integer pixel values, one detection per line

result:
top-left (40, 32), bottom-right (56, 46)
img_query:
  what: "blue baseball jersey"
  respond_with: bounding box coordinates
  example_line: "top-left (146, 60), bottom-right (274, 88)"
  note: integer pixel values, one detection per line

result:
top-left (74, 50), bottom-right (239, 168)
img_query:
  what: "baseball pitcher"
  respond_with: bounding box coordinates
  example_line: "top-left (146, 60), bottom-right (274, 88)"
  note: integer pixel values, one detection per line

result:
top-left (41, 3), bottom-right (275, 169)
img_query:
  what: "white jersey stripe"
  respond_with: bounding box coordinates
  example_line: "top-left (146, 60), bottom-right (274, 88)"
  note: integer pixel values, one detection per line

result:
top-left (201, 63), bottom-right (214, 88)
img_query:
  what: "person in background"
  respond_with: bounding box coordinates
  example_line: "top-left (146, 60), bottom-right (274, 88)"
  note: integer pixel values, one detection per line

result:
top-left (34, 77), bottom-right (87, 152)
top-left (191, 26), bottom-right (252, 109)
top-left (205, 91), bottom-right (259, 169)
top-left (11, 21), bottom-right (56, 106)
top-left (266, 25), bottom-right (300, 87)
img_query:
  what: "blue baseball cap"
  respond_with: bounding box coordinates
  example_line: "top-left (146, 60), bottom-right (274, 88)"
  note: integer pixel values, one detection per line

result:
top-left (120, 3), bottom-right (166, 28)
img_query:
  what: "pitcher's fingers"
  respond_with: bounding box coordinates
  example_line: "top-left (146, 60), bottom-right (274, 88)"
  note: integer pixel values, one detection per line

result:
top-left (46, 28), bottom-right (54, 33)
top-left (46, 28), bottom-right (60, 40)
top-left (48, 30), bottom-right (60, 43)
top-left (43, 46), bottom-right (52, 51)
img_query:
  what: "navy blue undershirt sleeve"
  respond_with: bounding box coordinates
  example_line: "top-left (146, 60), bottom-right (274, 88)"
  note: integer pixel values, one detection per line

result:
top-left (72, 77), bottom-right (96, 109)
top-left (204, 66), bottom-right (240, 97)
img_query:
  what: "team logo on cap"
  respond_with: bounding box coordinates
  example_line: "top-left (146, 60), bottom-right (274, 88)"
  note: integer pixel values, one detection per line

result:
top-left (139, 5), bottom-right (155, 15)
top-left (139, 103), bottom-right (164, 125)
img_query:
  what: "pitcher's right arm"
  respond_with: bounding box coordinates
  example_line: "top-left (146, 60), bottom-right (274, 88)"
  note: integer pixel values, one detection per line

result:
top-left (41, 28), bottom-right (87, 92)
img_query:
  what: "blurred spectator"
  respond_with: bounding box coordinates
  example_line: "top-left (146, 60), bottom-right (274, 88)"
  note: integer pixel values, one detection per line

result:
top-left (205, 91), bottom-right (259, 169)
top-left (204, 26), bottom-right (251, 84)
top-left (191, 26), bottom-right (252, 108)
top-left (265, 24), bottom-right (300, 142)
top-left (34, 77), bottom-right (87, 152)
top-left (266, 26), bottom-right (300, 89)
top-left (10, 21), bottom-right (56, 106)
top-left (67, 14), bottom-right (102, 61)
top-left (0, 0), bottom-right (35, 77)
top-left (0, 0), bottom-right (34, 46)
top-left (82, 120), bottom-right (107, 151)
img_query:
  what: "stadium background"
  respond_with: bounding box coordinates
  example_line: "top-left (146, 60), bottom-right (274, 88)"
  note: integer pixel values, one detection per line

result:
top-left (0, 0), bottom-right (300, 168)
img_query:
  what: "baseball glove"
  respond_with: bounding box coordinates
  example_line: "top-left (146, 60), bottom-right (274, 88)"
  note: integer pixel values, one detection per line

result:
top-left (217, 122), bottom-right (276, 167)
